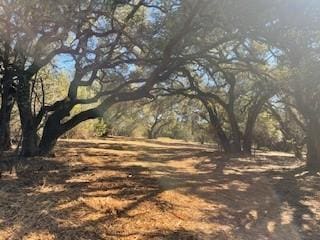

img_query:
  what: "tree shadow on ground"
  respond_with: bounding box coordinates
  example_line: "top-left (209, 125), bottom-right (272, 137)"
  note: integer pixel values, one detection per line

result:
top-left (267, 165), bottom-right (320, 240)
top-left (0, 152), bottom-right (162, 239)
top-left (0, 139), bottom-right (319, 239)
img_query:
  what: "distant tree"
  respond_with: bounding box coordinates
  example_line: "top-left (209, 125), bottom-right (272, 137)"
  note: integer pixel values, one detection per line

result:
top-left (142, 97), bottom-right (175, 139)
top-left (267, 103), bottom-right (305, 158)
top-left (162, 53), bottom-right (275, 153)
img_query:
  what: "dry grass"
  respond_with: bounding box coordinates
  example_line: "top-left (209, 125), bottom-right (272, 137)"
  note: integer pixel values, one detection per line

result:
top-left (0, 137), bottom-right (319, 240)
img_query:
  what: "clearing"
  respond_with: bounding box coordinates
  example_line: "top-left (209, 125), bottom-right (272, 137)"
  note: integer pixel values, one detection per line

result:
top-left (0, 137), bottom-right (319, 240)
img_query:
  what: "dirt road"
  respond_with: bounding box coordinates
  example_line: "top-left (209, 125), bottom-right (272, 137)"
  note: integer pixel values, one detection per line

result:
top-left (0, 137), bottom-right (319, 239)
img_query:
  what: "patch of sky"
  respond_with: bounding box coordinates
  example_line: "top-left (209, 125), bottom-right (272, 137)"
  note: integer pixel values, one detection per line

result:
top-left (94, 16), bottom-right (109, 32)
top-left (196, 66), bottom-right (220, 88)
top-left (52, 53), bottom-right (75, 79)
top-left (88, 35), bottom-right (98, 51)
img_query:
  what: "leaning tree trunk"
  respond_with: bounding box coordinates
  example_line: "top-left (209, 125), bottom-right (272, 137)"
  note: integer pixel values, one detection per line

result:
top-left (37, 105), bottom-right (67, 156)
top-left (38, 123), bottom-right (59, 156)
top-left (17, 77), bottom-right (39, 157)
top-left (202, 100), bottom-right (232, 153)
top-left (38, 101), bottom-right (82, 156)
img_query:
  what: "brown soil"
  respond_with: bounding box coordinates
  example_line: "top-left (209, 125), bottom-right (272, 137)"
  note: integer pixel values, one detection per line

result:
top-left (0, 137), bottom-right (319, 240)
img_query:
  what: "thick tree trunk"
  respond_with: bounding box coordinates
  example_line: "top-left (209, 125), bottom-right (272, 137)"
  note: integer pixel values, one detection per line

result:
top-left (17, 77), bottom-right (39, 156)
top-left (0, 76), bottom-right (16, 152)
top-left (227, 111), bottom-right (242, 153)
top-left (37, 109), bottom-right (62, 155)
top-left (0, 122), bottom-right (11, 151)
top-left (243, 101), bottom-right (265, 154)
top-left (38, 131), bottom-right (58, 156)
top-left (0, 96), bottom-right (15, 151)
top-left (225, 77), bottom-right (242, 153)
top-left (306, 120), bottom-right (320, 170)
top-left (37, 98), bottom-right (111, 155)
top-left (202, 100), bottom-right (232, 153)
top-left (243, 116), bottom-right (256, 154)
top-left (243, 132), bottom-right (253, 154)
top-left (19, 115), bottom-right (39, 156)
top-left (38, 106), bottom-right (74, 156)
top-left (148, 130), bottom-right (155, 139)
top-left (293, 88), bottom-right (320, 170)
top-left (216, 129), bottom-right (232, 153)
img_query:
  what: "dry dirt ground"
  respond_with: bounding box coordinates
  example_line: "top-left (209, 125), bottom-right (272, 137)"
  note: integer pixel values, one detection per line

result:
top-left (0, 137), bottom-right (319, 240)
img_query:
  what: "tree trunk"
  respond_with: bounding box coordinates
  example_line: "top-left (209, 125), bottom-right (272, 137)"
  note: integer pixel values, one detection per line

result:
top-left (217, 130), bottom-right (232, 153)
top-left (19, 113), bottom-right (39, 156)
top-left (148, 118), bottom-right (159, 139)
top-left (202, 100), bottom-right (232, 153)
top-left (227, 110), bottom-right (242, 153)
top-left (293, 87), bottom-right (320, 170)
top-left (225, 76), bottom-right (242, 153)
top-left (306, 120), bottom-right (320, 170)
top-left (243, 116), bottom-right (256, 154)
top-left (0, 121), bottom-right (11, 151)
top-left (294, 144), bottom-right (303, 159)
top-left (38, 106), bottom-right (74, 155)
top-left (17, 76), bottom-right (39, 156)
top-left (243, 132), bottom-right (253, 154)
top-left (0, 75), bottom-right (16, 152)
top-left (153, 122), bottom-right (170, 139)
top-left (0, 94), bottom-right (15, 152)
top-left (38, 128), bottom-right (59, 156)
top-left (148, 130), bottom-right (155, 139)
top-left (243, 100), bottom-right (266, 154)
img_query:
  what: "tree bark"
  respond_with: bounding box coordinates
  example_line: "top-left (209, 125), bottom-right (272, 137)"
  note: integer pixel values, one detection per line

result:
top-left (0, 92), bottom-right (15, 151)
top-left (37, 105), bottom-right (69, 155)
top-left (201, 99), bottom-right (232, 153)
top-left (148, 130), bottom-right (155, 139)
top-left (38, 101), bottom-right (98, 155)
top-left (0, 120), bottom-right (11, 151)
top-left (227, 110), bottom-right (242, 153)
top-left (38, 125), bottom-right (59, 156)
top-left (293, 85), bottom-right (320, 170)
top-left (225, 75), bottom-right (242, 153)
top-left (17, 76), bottom-right (39, 156)
top-left (305, 120), bottom-right (320, 170)
top-left (0, 74), bottom-right (16, 152)
top-left (243, 98), bottom-right (267, 154)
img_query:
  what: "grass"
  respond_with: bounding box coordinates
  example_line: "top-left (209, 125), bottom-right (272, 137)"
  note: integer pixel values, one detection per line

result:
top-left (0, 137), bottom-right (319, 239)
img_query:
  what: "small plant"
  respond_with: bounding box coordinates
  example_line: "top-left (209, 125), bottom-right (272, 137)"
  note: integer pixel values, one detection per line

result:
top-left (94, 118), bottom-right (109, 137)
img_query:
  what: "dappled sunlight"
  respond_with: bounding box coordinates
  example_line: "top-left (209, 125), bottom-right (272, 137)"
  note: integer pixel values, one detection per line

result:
top-left (0, 137), bottom-right (319, 239)
top-left (280, 202), bottom-right (295, 225)
top-left (0, 0), bottom-right (319, 239)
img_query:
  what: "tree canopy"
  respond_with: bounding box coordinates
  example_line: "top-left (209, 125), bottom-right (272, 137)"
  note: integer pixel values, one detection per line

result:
top-left (0, 0), bottom-right (320, 169)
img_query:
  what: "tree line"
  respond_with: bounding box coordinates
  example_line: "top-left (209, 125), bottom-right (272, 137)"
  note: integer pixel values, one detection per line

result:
top-left (0, 0), bottom-right (319, 169)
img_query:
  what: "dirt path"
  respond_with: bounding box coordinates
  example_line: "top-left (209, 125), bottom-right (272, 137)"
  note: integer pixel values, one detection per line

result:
top-left (0, 137), bottom-right (319, 239)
